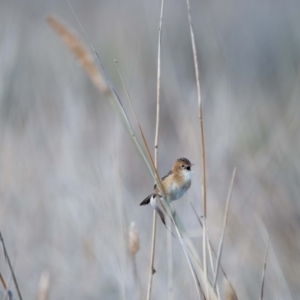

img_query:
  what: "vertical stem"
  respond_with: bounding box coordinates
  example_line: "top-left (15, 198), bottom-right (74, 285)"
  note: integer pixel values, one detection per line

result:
top-left (146, 1), bottom-right (164, 299)
top-left (167, 217), bottom-right (173, 300)
top-left (185, 0), bottom-right (207, 295)
top-left (146, 210), bottom-right (158, 300)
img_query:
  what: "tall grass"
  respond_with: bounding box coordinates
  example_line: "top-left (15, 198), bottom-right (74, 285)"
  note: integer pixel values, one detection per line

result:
top-left (47, 8), bottom-right (217, 300)
top-left (0, 1), bottom-right (297, 299)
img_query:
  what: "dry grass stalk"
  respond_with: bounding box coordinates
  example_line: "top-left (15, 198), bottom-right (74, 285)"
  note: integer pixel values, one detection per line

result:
top-left (146, 1), bottom-right (164, 299)
top-left (0, 231), bottom-right (22, 300)
top-left (190, 203), bottom-right (238, 300)
top-left (177, 236), bottom-right (205, 300)
top-left (114, 60), bottom-right (167, 229)
top-left (167, 216), bottom-right (173, 300)
top-left (156, 3), bottom-right (173, 296)
top-left (114, 59), bottom-right (166, 206)
top-left (37, 271), bottom-right (50, 300)
top-left (206, 233), bottom-right (221, 299)
top-left (184, 0), bottom-right (208, 294)
top-left (213, 168), bottom-right (237, 289)
top-left (260, 239), bottom-right (269, 300)
top-left (46, 15), bottom-right (109, 94)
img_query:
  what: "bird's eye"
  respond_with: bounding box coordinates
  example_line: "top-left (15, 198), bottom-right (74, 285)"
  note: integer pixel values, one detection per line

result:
top-left (186, 166), bottom-right (191, 171)
top-left (182, 164), bottom-right (184, 168)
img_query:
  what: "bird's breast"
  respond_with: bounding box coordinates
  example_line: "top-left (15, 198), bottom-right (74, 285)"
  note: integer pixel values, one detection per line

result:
top-left (167, 178), bottom-right (191, 201)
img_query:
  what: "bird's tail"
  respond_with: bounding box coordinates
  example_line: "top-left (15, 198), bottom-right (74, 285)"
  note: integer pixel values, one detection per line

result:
top-left (140, 193), bottom-right (156, 206)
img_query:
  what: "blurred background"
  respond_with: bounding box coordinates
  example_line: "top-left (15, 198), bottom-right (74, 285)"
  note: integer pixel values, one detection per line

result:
top-left (0, 0), bottom-right (300, 299)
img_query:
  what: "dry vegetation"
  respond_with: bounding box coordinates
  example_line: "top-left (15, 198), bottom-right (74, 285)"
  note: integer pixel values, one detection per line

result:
top-left (0, 0), bottom-right (300, 299)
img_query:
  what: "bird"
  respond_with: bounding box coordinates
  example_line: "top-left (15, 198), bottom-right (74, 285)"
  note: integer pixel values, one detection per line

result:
top-left (140, 157), bottom-right (193, 206)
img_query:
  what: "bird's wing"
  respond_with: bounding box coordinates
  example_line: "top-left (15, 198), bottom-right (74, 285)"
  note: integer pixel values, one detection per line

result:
top-left (153, 170), bottom-right (172, 189)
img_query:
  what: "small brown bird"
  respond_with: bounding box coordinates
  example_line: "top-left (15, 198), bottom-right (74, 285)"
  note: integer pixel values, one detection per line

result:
top-left (140, 157), bottom-right (193, 206)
